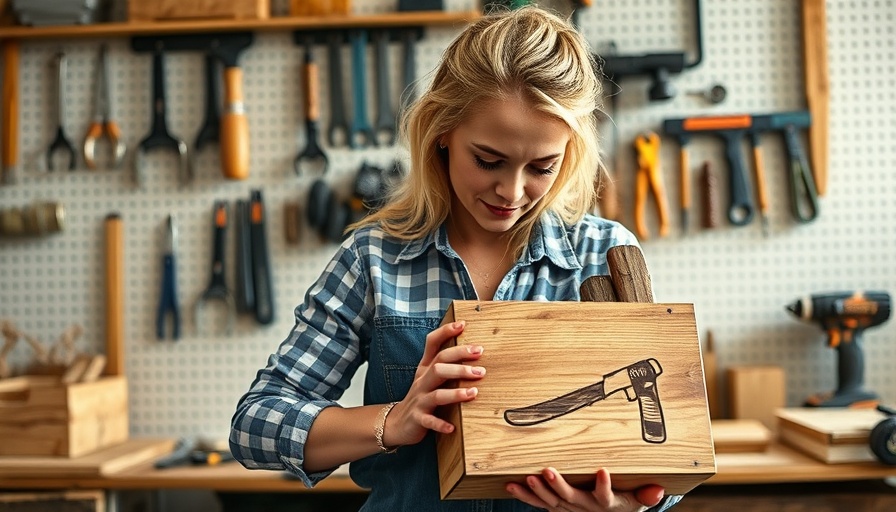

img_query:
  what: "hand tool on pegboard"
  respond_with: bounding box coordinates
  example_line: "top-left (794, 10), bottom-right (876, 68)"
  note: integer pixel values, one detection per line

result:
top-left (84, 44), bottom-right (126, 170)
top-left (662, 115), bottom-right (755, 228)
top-left (347, 29), bottom-right (374, 149)
top-left (156, 215), bottom-right (182, 340)
top-left (597, 0), bottom-right (704, 102)
top-left (104, 213), bottom-right (125, 375)
top-left (134, 48), bottom-right (190, 187)
top-left (47, 52), bottom-right (77, 171)
top-left (2, 40), bottom-right (19, 185)
top-left (786, 291), bottom-right (891, 408)
top-left (372, 30), bottom-right (396, 147)
top-left (801, 0), bottom-right (829, 197)
top-left (132, 32), bottom-right (254, 180)
top-left (234, 199), bottom-right (255, 314)
top-left (293, 33), bottom-right (328, 175)
top-left (751, 111), bottom-right (819, 224)
top-left (396, 0), bottom-right (438, 113)
top-left (194, 201), bottom-right (236, 336)
top-left (192, 53), bottom-right (222, 174)
top-left (633, 132), bottom-right (670, 241)
top-left (325, 31), bottom-right (350, 147)
top-left (248, 190), bottom-right (275, 325)
top-left (698, 161), bottom-right (719, 230)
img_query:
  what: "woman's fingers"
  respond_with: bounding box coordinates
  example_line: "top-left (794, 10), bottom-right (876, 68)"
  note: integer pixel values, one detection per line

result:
top-left (634, 484), bottom-right (664, 507)
top-left (419, 320), bottom-right (465, 367)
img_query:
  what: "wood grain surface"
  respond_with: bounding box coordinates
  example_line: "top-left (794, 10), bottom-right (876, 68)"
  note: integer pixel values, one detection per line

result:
top-left (437, 300), bottom-right (714, 499)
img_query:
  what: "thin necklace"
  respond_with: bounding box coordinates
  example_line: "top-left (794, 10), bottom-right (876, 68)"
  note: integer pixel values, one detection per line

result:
top-left (453, 224), bottom-right (510, 291)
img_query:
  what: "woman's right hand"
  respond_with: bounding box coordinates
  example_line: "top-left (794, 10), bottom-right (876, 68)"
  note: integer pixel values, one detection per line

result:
top-left (381, 320), bottom-right (485, 448)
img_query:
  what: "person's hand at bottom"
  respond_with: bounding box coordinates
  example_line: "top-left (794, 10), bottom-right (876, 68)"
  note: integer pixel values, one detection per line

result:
top-left (506, 467), bottom-right (664, 512)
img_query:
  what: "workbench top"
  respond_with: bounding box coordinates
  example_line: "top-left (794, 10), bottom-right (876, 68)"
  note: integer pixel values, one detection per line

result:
top-left (1, 440), bottom-right (895, 492)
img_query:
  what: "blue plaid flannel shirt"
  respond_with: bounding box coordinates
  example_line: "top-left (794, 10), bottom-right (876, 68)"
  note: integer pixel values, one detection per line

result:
top-left (230, 212), bottom-right (682, 512)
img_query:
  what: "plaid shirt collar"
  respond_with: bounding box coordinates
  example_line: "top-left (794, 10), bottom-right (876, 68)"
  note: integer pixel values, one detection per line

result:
top-left (395, 211), bottom-right (582, 271)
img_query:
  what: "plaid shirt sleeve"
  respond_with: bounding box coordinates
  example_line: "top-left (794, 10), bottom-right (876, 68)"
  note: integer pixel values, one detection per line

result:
top-left (229, 238), bottom-right (373, 487)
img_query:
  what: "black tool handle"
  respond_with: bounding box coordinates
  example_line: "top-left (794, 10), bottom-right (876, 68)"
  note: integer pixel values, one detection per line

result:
top-left (195, 54), bottom-right (221, 151)
top-left (249, 190), bottom-right (275, 325)
top-left (629, 358), bottom-right (666, 443)
top-left (326, 31), bottom-right (349, 147)
top-left (234, 199), bottom-right (255, 314)
top-left (209, 201), bottom-right (227, 289)
top-left (719, 130), bottom-right (754, 226)
top-left (782, 124), bottom-right (820, 223)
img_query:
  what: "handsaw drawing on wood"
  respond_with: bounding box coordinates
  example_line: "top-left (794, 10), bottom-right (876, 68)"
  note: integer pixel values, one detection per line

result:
top-left (502, 245), bottom-right (667, 444)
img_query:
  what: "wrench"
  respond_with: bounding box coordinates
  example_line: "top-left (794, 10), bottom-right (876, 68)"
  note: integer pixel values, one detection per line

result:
top-left (326, 31), bottom-right (350, 148)
top-left (372, 30), bottom-right (395, 147)
top-left (47, 52), bottom-right (76, 171)
top-left (348, 29), bottom-right (373, 149)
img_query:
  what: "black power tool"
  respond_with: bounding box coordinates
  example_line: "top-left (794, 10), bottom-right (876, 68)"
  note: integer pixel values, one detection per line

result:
top-left (786, 291), bottom-right (891, 407)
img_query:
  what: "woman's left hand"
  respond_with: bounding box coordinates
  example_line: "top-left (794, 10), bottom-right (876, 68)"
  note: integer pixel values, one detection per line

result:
top-left (506, 467), bottom-right (664, 512)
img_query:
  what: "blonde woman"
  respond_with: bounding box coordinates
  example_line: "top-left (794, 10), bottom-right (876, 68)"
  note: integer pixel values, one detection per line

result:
top-left (232, 6), bottom-right (680, 511)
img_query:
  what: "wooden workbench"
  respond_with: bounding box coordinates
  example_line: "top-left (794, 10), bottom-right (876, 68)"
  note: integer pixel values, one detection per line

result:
top-left (1, 440), bottom-right (896, 492)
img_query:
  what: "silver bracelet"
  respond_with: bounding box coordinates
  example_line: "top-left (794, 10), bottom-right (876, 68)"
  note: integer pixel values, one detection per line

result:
top-left (374, 401), bottom-right (400, 454)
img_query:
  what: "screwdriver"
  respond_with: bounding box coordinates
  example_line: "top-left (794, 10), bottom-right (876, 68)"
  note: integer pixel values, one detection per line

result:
top-left (749, 131), bottom-right (770, 236)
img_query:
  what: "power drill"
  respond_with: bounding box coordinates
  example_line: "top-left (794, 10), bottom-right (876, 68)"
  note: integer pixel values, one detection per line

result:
top-left (786, 291), bottom-right (891, 407)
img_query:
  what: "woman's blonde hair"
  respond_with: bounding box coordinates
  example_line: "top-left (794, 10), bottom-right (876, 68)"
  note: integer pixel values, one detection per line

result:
top-left (355, 6), bottom-right (604, 256)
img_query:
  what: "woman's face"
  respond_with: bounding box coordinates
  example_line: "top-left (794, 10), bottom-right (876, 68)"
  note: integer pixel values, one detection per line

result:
top-left (444, 94), bottom-right (570, 237)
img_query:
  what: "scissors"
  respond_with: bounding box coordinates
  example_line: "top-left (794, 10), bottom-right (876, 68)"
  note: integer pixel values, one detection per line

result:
top-left (84, 44), bottom-right (126, 169)
top-left (633, 132), bottom-right (670, 240)
top-left (157, 215), bottom-right (181, 340)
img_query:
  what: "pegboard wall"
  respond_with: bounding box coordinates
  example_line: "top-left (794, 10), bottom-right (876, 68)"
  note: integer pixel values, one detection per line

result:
top-left (0, 0), bottom-right (894, 442)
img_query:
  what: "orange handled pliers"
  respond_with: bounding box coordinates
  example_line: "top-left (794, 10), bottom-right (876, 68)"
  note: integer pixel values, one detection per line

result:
top-left (633, 132), bottom-right (670, 240)
top-left (84, 44), bottom-right (126, 169)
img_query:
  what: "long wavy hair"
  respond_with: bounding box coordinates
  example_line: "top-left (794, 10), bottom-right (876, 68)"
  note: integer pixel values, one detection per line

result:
top-left (354, 6), bottom-right (605, 257)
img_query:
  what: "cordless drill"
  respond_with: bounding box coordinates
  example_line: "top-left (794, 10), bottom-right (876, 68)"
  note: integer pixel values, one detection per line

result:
top-left (786, 291), bottom-right (891, 407)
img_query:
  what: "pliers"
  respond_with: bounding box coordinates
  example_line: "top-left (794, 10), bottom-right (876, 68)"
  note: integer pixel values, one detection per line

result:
top-left (633, 132), bottom-right (670, 240)
top-left (157, 215), bottom-right (181, 340)
top-left (84, 44), bottom-right (126, 169)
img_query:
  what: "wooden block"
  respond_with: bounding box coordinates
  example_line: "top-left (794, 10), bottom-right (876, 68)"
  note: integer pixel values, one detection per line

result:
top-left (436, 300), bottom-right (715, 500)
top-left (726, 365), bottom-right (785, 431)
top-left (129, 0), bottom-right (270, 22)
top-left (0, 375), bottom-right (128, 457)
top-left (711, 419), bottom-right (772, 453)
top-left (290, 0), bottom-right (351, 16)
top-left (775, 407), bottom-right (886, 463)
top-left (0, 438), bottom-right (176, 478)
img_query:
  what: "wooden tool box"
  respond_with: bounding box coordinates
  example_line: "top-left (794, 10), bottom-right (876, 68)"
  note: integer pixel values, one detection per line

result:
top-left (0, 375), bottom-right (128, 457)
top-left (435, 299), bottom-right (715, 499)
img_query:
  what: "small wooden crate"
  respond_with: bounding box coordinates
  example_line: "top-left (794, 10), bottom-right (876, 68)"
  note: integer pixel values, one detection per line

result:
top-left (129, 0), bottom-right (270, 22)
top-left (436, 300), bottom-right (715, 500)
top-left (0, 375), bottom-right (128, 457)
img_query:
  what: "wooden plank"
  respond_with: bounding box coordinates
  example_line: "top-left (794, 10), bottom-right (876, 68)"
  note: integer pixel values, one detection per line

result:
top-left (711, 419), bottom-right (772, 454)
top-left (606, 245), bottom-right (654, 303)
top-left (0, 11), bottom-right (482, 40)
top-left (0, 438), bottom-right (177, 478)
top-left (776, 407), bottom-right (886, 445)
top-left (801, 0), bottom-right (829, 196)
top-left (579, 275), bottom-right (617, 302)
